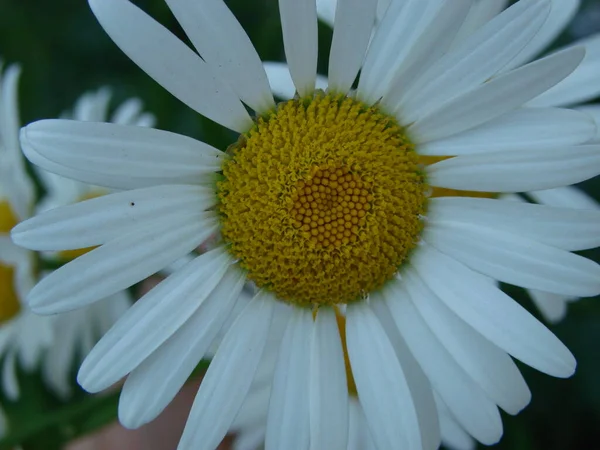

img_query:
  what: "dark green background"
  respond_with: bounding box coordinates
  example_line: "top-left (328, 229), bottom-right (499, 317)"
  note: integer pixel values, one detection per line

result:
top-left (0, 0), bottom-right (599, 449)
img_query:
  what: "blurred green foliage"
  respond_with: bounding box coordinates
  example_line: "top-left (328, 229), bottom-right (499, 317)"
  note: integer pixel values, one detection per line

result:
top-left (0, 0), bottom-right (599, 449)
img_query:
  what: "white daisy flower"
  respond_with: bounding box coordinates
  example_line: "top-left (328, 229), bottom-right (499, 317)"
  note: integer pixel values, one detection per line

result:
top-left (11, 0), bottom-right (600, 449)
top-left (299, 0), bottom-right (600, 325)
top-left (0, 62), bottom-right (52, 410)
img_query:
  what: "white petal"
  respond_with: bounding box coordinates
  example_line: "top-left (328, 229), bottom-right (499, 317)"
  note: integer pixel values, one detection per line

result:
top-left (2, 350), bottom-right (19, 400)
top-left (263, 62), bottom-right (328, 100)
top-left (451, 0), bottom-right (509, 47)
top-left (164, 0), bottom-right (274, 114)
top-left (309, 307), bottom-right (348, 450)
top-left (403, 268), bottom-right (531, 415)
top-left (427, 144), bottom-right (600, 193)
top-left (427, 196), bottom-right (600, 252)
top-left (411, 244), bottom-right (576, 378)
top-left (178, 290), bottom-right (276, 450)
top-left (576, 104), bottom-right (600, 142)
top-left (396, 0), bottom-right (550, 124)
top-left (327, 0), bottom-right (377, 94)
top-left (12, 185), bottom-right (216, 251)
top-left (382, 0), bottom-right (473, 111)
top-left (383, 282), bottom-right (503, 445)
top-left (530, 34), bottom-right (600, 107)
top-left (71, 88), bottom-right (112, 122)
top-left (503, 0), bottom-right (581, 71)
top-left (278, 0), bottom-right (318, 96)
top-left (424, 219), bottom-right (600, 297)
top-left (316, 0), bottom-right (336, 27)
top-left (435, 394), bottom-right (477, 450)
top-left (265, 308), bottom-right (311, 450)
top-left (410, 46), bottom-right (585, 143)
top-left (358, 0), bottom-right (447, 105)
top-left (110, 97), bottom-right (144, 125)
top-left (418, 108), bottom-right (596, 155)
top-left (528, 186), bottom-right (600, 209)
top-left (0, 64), bottom-right (21, 160)
top-left (88, 0), bottom-right (252, 133)
top-left (370, 294), bottom-right (441, 450)
top-left (20, 120), bottom-right (224, 189)
top-left (118, 265), bottom-right (245, 428)
top-left (528, 289), bottom-right (570, 324)
top-left (235, 426), bottom-right (267, 450)
top-left (27, 213), bottom-right (219, 314)
top-left (78, 247), bottom-right (232, 393)
top-left (345, 301), bottom-right (422, 450)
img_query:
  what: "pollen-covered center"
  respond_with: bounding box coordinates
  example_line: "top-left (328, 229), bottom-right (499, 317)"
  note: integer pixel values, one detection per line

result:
top-left (218, 93), bottom-right (426, 307)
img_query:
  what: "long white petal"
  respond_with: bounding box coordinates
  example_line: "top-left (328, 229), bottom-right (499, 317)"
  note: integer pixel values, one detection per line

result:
top-left (178, 290), bottom-right (276, 450)
top-left (278, 0), bottom-right (318, 96)
top-left (529, 34), bottom-right (600, 107)
top-left (404, 268), bottom-right (531, 415)
top-left (118, 265), bottom-right (245, 428)
top-left (27, 213), bottom-right (219, 314)
top-left (435, 394), bottom-right (477, 450)
top-left (87, 0), bottom-right (252, 132)
top-left (164, 0), bottom-right (274, 114)
top-left (503, 0), bottom-right (581, 71)
top-left (396, 0), bottom-right (550, 124)
top-left (451, 0), bottom-right (509, 47)
top-left (528, 186), bottom-right (599, 210)
top-left (358, 0), bottom-right (446, 104)
top-left (309, 307), bottom-right (348, 450)
top-left (427, 144), bottom-right (600, 193)
top-left (21, 119), bottom-right (224, 179)
top-left (265, 308), bottom-right (311, 450)
top-left (346, 301), bottom-right (422, 450)
top-left (410, 46), bottom-right (585, 143)
top-left (383, 283), bottom-right (503, 445)
top-left (370, 294), bottom-right (440, 450)
top-left (528, 289), bottom-right (570, 324)
top-left (77, 247), bottom-right (232, 393)
top-left (327, 0), bottom-right (377, 94)
top-left (382, 0), bottom-right (473, 111)
top-left (411, 244), bottom-right (576, 378)
top-left (262, 62), bottom-right (329, 100)
top-left (425, 220), bottom-right (600, 297)
top-left (576, 104), bottom-right (600, 142)
top-left (427, 196), bottom-right (600, 252)
top-left (12, 185), bottom-right (216, 251)
top-left (418, 108), bottom-right (595, 155)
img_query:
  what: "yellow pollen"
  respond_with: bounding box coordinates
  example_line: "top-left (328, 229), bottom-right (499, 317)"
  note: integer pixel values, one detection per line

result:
top-left (0, 200), bottom-right (21, 323)
top-left (218, 93), bottom-right (426, 306)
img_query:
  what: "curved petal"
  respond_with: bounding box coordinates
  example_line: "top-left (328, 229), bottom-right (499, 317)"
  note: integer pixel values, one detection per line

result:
top-left (327, 0), bottom-right (377, 94)
top-left (346, 301), bottom-right (423, 450)
top-left (427, 196), bottom-right (600, 252)
top-left (278, 0), bottom-right (318, 96)
top-left (411, 244), bottom-right (576, 378)
top-left (418, 108), bottom-right (596, 155)
top-left (265, 308), bottom-right (311, 450)
top-left (410, 46), bottom-right (585, 143)
top-left (309, 307), bottom-right (349, 450)
top-left (27, 213), bottom-right (219, 314)
top-left (164, 0), bottom-right (274, 114)
top-left (88, 0), bottom-right (252, 132)
top-left (427, 144), bottom-right (600, 193)
top-left (178, 290), bottom-right (276, 450)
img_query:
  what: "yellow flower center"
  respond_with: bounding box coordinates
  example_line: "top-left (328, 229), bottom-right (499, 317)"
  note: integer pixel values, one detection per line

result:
top-left (0, 200), bottom-right (21, 323)
top-left (218, 93), bottom-right (426, 307)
